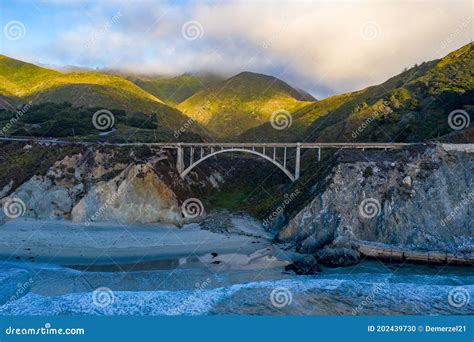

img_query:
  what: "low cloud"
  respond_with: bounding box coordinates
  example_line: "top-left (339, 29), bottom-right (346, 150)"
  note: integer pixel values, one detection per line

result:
top-left (4, 0), bottom-right (472, 98)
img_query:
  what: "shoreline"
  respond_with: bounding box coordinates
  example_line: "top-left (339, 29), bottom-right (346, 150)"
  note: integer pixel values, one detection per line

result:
top-left (0, 218), bottom-right (471, 270)
top-left (0, 218), bottom-right (292, 270)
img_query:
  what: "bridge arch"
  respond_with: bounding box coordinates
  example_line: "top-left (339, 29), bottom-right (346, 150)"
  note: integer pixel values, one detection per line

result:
top-left (180, 148), bottom-right (295, 181)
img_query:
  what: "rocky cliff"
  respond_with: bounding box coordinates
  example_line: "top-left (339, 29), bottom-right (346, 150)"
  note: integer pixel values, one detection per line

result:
top-left (277, 144), bottom-right (473, 265)
top-left (70, 162), bottom-right (182, 225)
top-left (0, 142), bottom-right (216, 226)
top-left (1, 141), bottom-right (473, 264)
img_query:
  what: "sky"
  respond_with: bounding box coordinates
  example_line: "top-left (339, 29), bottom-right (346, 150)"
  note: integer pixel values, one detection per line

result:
top-left (0, 0), bottom-right (472, 98)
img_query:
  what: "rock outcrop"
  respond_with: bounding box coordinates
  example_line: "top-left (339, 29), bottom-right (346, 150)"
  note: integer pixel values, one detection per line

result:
top-left (6, 176), bottom-right (82, 219)
top-left (277, 145), bottom-right (473, 262)
top-left (0, 144), bottom-right (201, 226)
top-left (71, 163), bottom-right (182, 225)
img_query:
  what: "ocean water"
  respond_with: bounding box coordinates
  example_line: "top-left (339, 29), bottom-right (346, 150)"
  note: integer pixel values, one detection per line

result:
top-left (0, 260), bottom-right (472, 315)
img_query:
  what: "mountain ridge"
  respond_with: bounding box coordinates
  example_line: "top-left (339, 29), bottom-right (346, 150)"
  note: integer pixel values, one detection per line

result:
top-left (239, 42), bottom-right (473, 143)
top-left (123, 72), bottom-right (224, 106)
top-left (0, 43), bottom-right (472, 143)
top-left (0, 55), bottom-right (209, 139)
top-left (177, 71), bottom-right (316, 138)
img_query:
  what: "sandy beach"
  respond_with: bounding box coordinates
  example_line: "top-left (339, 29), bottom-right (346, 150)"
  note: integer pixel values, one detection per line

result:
top-left (0, 218), bottom-right (472, 316)
top-left (0, 217), bottom-right (292, 270)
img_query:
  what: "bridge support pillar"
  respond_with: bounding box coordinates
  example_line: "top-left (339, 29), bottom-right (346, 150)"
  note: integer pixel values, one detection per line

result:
top-left (295, 143), bottom-right (301, 180)
top-left (176, 144), bottom-right (184, 173)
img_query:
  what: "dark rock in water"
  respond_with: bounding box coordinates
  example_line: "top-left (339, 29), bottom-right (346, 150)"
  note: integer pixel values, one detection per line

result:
top-left (285, 255), bottom-right (322, 275)
top-left (211, 252), bottom-right (218, 258)
top-left (315, 247), bottom-right (361, 267)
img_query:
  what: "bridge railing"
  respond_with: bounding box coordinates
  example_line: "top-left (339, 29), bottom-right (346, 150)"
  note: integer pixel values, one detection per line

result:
top-left (0, 136), bottom-right (420, 182)
top-left (0, 136), bottom-right (413, 149)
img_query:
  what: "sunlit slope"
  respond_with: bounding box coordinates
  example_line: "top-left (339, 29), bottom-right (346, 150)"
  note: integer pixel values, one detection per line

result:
top-left (178, 71), bottom-right (315, 138)
top-left (240, 42), bottom-right (473, 143)
top-left (126, 73), bottom-right (223, 106)
top-left (0, 55), bottom-right (163, 103)
top-left (0, 55), bottom-right (207, 134)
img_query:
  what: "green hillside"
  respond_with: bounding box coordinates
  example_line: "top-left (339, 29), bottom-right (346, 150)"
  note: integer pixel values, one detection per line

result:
top-left (0, 55), bottom-right (162, 103)
top-left (0, 55), bottom-right (208, 138)
top-left (0, 102), bottom-right (208, 142)
top-left (240, 43), bottom-right (473, 143)
top-left (125, 73), bottom-right (223, 106)
top-left (1, 43), bottom-right (471, 144)
top-left (177, 71), bottom-right (315, 138)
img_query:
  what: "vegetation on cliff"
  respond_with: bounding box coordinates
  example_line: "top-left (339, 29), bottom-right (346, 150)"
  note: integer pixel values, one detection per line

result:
top-left (0, 55), bottom-right (208, 139)
top-left (0, 43), bottom-right (471, 144)
top-left (243, 43), bottom-right (473, 143)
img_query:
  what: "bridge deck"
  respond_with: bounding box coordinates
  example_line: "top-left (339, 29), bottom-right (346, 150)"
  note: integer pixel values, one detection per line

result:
top-left (2, 136), bottom-right (471, 182)
top-left (0, 136), bottom-right (413, 149)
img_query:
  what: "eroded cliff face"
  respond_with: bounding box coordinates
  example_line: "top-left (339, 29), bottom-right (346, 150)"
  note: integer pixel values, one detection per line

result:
top-left (278, 145), bottom-right (473, 258)
top-left (2, 150), bottom-right (125, 220)
top-left (71, 163), bottom-right (181, 225)
top-left (1, 141), bottom-right (473, 255)
top-left (0, 143), bottom-right (212, 226)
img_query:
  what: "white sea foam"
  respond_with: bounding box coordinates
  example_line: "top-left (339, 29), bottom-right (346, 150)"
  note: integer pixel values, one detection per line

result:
top-left (0, 275), bottom-right (472, 315)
